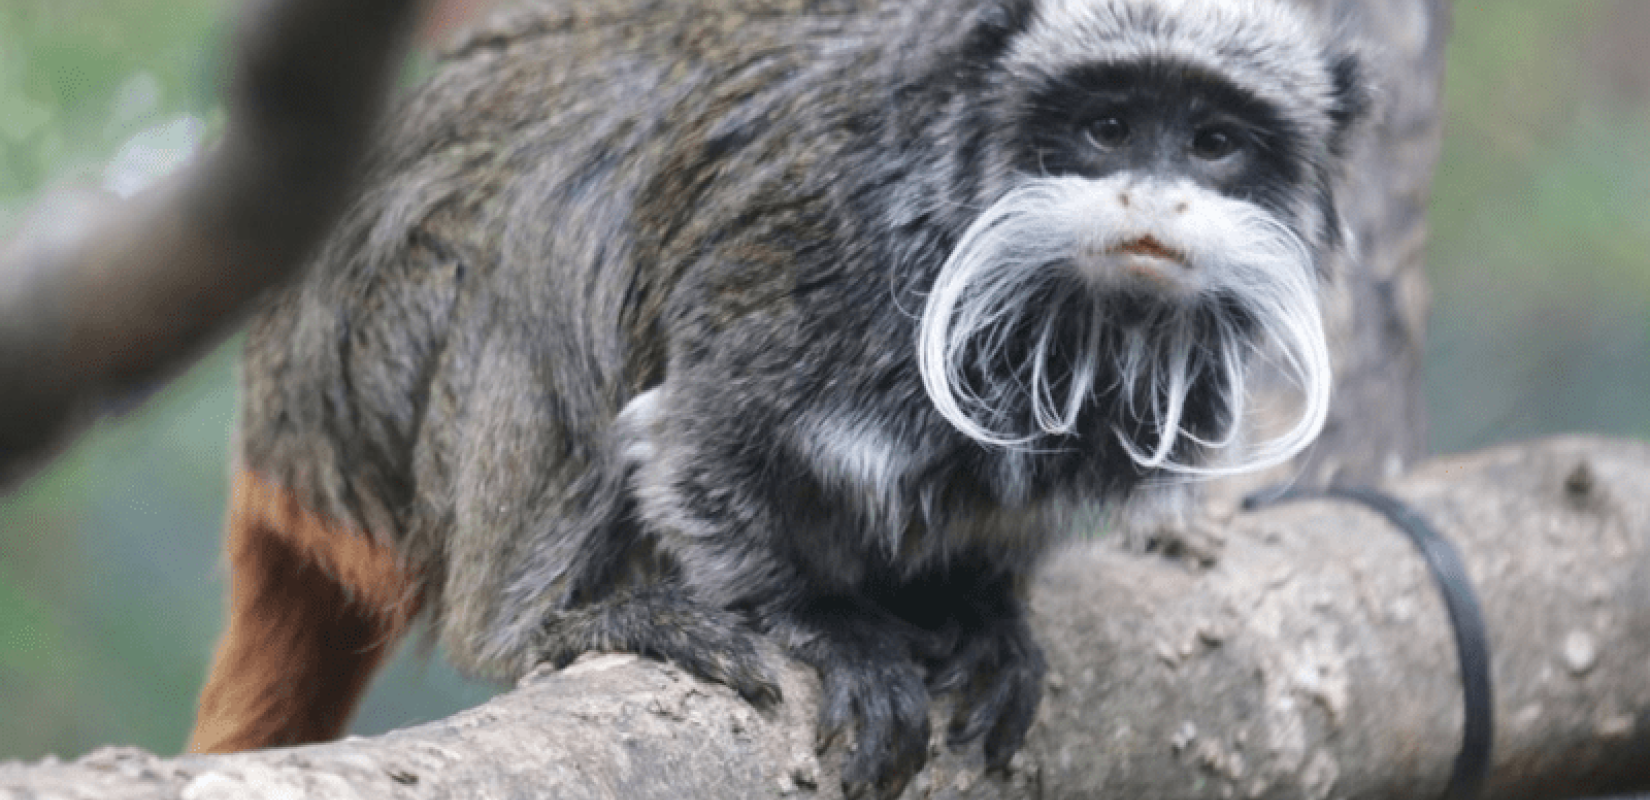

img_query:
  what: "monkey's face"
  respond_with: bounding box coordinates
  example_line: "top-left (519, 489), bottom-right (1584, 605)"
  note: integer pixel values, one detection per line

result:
top-left (916, 2), bottom-right (1363, 477)
top-left (1011, 59), bottom-right (1314, 302)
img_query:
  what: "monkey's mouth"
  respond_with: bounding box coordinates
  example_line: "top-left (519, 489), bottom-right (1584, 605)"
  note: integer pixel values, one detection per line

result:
top-left (1091, 235), bottom-right (1193, 293)
top-left (1110, 236), bottom-right (1187, 266)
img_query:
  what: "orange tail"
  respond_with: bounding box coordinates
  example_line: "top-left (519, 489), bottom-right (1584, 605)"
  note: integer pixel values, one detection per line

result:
top-left (188, 470), bottom-right (423, 753)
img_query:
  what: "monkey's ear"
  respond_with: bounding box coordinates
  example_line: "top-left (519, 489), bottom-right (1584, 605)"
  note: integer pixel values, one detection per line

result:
top-left (961, 0), bottom-right (1037, 64)
top-left (1327, 53), bottom-right (1371, 157)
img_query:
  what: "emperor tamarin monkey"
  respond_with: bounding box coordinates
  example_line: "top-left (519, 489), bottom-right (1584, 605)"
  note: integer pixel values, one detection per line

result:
top-left (188, 0), bottom-right (1367, 796)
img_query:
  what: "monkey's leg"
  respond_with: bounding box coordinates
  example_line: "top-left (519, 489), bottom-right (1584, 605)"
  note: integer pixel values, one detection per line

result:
top-left (187, 470), bottom-right (422, 753)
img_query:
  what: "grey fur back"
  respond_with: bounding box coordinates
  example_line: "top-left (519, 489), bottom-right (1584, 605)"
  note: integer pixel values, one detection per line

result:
top-left (239, 0), bottom-right (983, 674)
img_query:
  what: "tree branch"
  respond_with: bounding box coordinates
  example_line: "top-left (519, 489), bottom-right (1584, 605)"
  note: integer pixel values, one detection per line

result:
top-left (0, 0), bottom-right (427, 483)
top-left (4, 436), bottom-right (1648, 799)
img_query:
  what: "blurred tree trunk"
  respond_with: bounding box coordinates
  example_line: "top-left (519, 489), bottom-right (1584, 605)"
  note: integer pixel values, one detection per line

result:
top-left (1237, 0), bottom-right (1451, 492)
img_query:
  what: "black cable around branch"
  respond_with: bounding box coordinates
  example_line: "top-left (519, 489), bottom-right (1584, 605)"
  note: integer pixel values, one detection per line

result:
top-left (1245, 484), bottom-right (1493, 800)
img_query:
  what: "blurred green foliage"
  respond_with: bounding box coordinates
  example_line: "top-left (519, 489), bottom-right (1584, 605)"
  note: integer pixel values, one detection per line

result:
top-left (0, 0), bottom-right (1646, 763)
top-left (1426, 2), bottom-right (1650, 450)
top-left (0, 0), bottom-right (222, 203)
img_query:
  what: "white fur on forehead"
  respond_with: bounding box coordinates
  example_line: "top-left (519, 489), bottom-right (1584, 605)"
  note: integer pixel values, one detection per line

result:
top-left (1006, 0), bottom-right (1345, 140)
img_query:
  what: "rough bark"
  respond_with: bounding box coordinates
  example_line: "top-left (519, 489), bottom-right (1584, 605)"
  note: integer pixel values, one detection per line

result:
top-left (0, 0), bottom-right (426, 483)
top-left (4, 435), bottom-right (1649, 799)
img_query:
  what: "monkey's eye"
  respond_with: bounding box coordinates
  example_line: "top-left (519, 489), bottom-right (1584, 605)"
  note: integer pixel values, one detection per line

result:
top-left (1084, 116), bottom-right (1131, 150)
top-left (1191, 126), bottom-right (1241, 160)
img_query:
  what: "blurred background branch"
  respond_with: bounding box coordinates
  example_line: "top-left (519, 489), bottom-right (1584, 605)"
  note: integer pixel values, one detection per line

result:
top-left (0, 0), bottom-right (430, 483)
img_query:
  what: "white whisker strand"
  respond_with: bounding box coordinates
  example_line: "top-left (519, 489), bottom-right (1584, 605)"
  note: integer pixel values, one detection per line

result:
top-left (1070, 312), bottom-right (1102, 425)
top-left (1118, 328), bottom-right (1148, 418)
top-left (1162, 322), bottom-right (1246, 452)
top-left (1118, 327), bottom-right (1192, 469)
top-left (1029, 316), bottom-right (1062, 432)
top-left (1209, 321), bottom-right (1247, 449)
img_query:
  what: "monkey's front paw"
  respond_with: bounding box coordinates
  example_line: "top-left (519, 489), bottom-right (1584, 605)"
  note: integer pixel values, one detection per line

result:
top-left (783, 608), bottom-right (934, 800)
top-left (536, 587), bottom-right (781, 707)
top-left (928, 614), bottom-right (1046, 769)
top-left (814, 650), bottom-right (931, 800)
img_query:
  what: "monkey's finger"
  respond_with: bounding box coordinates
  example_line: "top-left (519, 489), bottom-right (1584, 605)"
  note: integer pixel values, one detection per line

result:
top-left (949, 641), bottom-right (1044, 750)
top-left (840, 671), bottom-right (929, 800)
top-left (814, 673), bottom-right (857, 754)
top-left (841, 690), bottom-right (892, 789)
top-left (947, 683), bottom-right (1002, 747)
top-left (928, 638), bottom-right (984, 695)
top-left (982, 668), bottom-right (1043, 771)
top-left (937, 616), bottom-right (1046, 752)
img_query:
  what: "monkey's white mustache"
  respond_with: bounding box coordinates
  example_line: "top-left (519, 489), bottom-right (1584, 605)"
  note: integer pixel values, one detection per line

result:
top-left (916, 175), bottom-right (1330, 476)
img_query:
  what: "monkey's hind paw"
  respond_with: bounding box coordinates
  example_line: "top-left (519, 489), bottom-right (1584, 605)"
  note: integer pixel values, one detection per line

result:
top-left (536, 587), bottom-right (781, 707)
top-left (928, 614), bottom-right (1046, 770)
